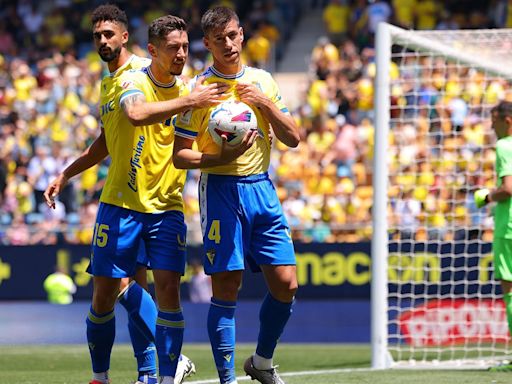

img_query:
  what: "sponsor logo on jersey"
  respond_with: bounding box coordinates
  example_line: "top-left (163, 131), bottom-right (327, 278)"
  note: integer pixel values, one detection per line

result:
top-left (100, 100), bottom-right (115, 116)
top-left (127, 135), bottom-right (146, 192)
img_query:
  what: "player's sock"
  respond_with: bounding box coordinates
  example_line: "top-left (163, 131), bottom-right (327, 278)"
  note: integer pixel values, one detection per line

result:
top-left (208, 297), bottom-right (237, 384)
top-left (92, 371), bottom-right (109, 383)
top-left (155, 308), bottom-right (184, 377)
top-left (503, 292), bottom-right (512, 335)
top-left (255, 293), bottom-right (294, 362)
top-left (118, 281), bottom-right (157, 342)
top-left (252, 353), bottom-right (273, 370)
top-left (159, 377), bottom-right (174, 384)
top-left (128, 320), bottom-right (157, 380)
top-left (86, 306), bottom-right (116, 374)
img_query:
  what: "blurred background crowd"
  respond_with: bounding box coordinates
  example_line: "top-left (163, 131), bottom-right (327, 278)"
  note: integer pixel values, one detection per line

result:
top-left (0, 0), bottom-right (510, 245)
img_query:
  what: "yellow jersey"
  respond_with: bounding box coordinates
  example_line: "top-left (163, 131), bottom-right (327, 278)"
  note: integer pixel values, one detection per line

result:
top-left (175, 65), bottom-right (289, 176)
top-left (100, 59), bottom-right (187, 213)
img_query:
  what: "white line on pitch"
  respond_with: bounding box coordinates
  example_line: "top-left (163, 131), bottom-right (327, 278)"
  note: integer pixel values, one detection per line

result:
top-left (186, 367), bottom-right (373, 383)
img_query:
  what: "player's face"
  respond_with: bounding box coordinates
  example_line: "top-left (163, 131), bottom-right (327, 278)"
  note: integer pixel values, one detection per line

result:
top-left (204, 19), bottom-right (243, 71)
top-left (150, 30), bottom-right (189, 76)
top-left (93, 20), bottom-right (128, 63)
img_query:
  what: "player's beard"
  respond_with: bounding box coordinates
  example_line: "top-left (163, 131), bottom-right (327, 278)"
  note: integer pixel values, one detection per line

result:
top-left (170, 62), bottom-right (185, 76)
top-left (98, 45), bottom-right (121, 63)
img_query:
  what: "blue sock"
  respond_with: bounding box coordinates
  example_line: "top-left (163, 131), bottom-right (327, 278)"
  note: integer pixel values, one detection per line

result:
top-left (208, 298), bottom-right (237, 384)
top-left (118, 281), bottom-right (157, 343)
top-left (155, 308), bottom-right (184, 377)
top-left (128, 320), bottom-right (157, 379)
top-left (256, 293), bottom-right (294, 359)
top-left (86, 306), bottom-right (116, 373)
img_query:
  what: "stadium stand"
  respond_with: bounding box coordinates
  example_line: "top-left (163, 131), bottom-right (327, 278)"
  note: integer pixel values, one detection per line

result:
top-left (0, 0), bottom-right (506, 245)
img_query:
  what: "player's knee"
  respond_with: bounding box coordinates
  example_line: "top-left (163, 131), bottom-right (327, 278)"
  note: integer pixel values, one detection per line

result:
top-left (212, 272), bottom-right (242, 301)
top-left (92, 291), bottom-right (117, 314)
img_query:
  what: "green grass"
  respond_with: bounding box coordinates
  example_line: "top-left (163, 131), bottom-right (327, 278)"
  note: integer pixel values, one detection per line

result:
top-left (0, 343), bottom-right (510, 384)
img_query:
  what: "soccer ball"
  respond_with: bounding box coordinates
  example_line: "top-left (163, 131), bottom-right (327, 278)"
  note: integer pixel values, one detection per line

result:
top-left (207, 100), bottom-right (258, 147)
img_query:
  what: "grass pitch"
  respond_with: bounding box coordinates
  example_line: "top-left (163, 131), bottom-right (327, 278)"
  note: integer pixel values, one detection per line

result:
top-left (0, 343), bottom-right (509, 384)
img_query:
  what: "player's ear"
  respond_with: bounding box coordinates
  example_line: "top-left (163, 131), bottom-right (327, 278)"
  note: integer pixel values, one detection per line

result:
top-left (121, 31), bottom-right (129, 45)
top-left (239, 27), bottom-right (244, 43)
top-left (147, 42), bottom-right (157, 58)
top-left (203, 37), bottom-right (211, 51)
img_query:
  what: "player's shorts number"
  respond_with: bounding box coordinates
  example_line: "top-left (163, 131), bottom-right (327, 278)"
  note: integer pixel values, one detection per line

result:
top-left (208, 220), bottom-right (221, 244)
top-left (93, 223), bottom-right (109, 247)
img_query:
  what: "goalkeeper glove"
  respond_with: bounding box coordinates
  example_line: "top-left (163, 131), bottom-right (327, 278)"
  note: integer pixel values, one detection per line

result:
top-left (474, 188), bottom-right (490, 208)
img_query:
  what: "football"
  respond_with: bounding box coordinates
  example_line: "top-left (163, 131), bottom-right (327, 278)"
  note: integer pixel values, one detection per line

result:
top-left (207, 100), bottom-right (258, 146)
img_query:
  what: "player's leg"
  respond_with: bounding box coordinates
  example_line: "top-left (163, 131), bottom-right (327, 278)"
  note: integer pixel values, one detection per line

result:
top-left (208, 271), bottom-right (243, 384)
top-left (199, 174), bottom-right (247, 384)
top-left (145, 210), bottom-right (189, 384)
top-left (490, 237), bottom-right (512, 371)
top-left (87, 276), bottom-right (120, 384)
top-left (87, 203), bottom-right (142, 384)
top-left (118, 264), bottom-right (158, 384)
top-left (242, 176), bottom-right (297, 384)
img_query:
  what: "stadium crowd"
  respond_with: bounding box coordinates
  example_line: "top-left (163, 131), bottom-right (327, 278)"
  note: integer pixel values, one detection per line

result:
top-left (0, 0), bottom-right (510, 245)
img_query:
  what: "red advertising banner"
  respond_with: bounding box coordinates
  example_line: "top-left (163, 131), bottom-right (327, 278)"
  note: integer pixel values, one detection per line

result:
top-left (399, 299), bottom-right (509, 346)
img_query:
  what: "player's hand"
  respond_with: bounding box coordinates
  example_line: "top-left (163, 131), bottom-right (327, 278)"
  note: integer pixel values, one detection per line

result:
top-left (43, 174), bottom-right (69, 209)
top-left (235, 83), bottom-right (269, 109)
top-left (189, 76), bottom-right (229, 108)
top-left (474, 188), bottom-right (490, 208)
top-left (219, 129), bottom-right (258, 161)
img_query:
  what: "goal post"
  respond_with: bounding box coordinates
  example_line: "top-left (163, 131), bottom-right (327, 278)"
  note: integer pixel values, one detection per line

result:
top-left (372, 23), bottom-right (512, 369)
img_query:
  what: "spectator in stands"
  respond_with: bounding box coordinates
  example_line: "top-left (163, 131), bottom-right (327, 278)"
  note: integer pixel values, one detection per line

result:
top-left (188, 258), bottom-right (212, 304)
top-left (322, 0), bottom-right (350, 47)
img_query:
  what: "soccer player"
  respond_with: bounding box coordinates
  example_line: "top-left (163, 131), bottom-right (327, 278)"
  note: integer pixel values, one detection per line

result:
top-left (474, 100), bottom-right (512, 372)
top-left (43, 5), bottom-right (170, 384)
top-left (43, 7), bottom-right (222, 384)
top-left (173, 6), bottom-right (300, 384)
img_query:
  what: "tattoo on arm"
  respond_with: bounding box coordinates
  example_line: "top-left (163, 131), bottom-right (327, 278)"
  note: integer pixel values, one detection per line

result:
top-left (120, 93), bottom-right (146, 112)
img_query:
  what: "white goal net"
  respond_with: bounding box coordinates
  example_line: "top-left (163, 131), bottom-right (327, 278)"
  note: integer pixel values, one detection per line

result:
top-left (372, 24), bottom-right (512, 369)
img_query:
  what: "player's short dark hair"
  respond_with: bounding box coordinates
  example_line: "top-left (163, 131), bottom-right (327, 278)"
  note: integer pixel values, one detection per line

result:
top-left (148, 15), bottom-right (187, 45)
top-left (492, 101), bottom-right (512, 117)
top-left (201, 6), bottom-right (239, 36)
top-left (91, 4), bottom-right (128, 30)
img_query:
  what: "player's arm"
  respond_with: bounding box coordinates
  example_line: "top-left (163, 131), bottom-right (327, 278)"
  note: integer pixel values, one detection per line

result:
top-left (235, 82), bottom-right (300, 148)
top-left (173, 132), bottom-right (258, 170)
top-left (43, 130), bottom-right (108, 208)
top-left (475, 175), bottom-right (512, 208)
top-left (120, 78), bottom-right (228, 127)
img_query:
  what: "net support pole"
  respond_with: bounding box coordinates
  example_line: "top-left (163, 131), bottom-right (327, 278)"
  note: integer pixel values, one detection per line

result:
top-left (372, 22), bottom-right (391, 370)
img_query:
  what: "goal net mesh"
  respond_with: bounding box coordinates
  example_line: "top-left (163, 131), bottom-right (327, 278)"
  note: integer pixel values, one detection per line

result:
top-left (386, 28), bottom-right (512, 367)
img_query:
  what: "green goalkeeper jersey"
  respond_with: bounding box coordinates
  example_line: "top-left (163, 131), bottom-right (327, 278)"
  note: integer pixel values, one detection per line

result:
top-left (494, 135), bottom-right (512, 238)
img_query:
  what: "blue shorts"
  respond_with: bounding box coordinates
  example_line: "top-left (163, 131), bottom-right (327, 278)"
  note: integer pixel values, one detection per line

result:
top-left (88, 203), bottom-right (187, 278)
top-left (199, 172), bottom-right (295, 274)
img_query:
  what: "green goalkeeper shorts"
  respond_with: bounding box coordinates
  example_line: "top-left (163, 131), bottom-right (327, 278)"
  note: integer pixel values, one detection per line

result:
top-left (493, 237), bottom-right (512, 281)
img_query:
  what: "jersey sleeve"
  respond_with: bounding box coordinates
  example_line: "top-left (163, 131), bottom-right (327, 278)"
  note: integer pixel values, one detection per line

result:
top-left (118, 70), bottom-right (146, 105)
top-left (174, 107), bottom-right (202, 141)
top-left (496, 139), bottom-right (512, 178)
top-left (264, 71), bottom-right (289, 113)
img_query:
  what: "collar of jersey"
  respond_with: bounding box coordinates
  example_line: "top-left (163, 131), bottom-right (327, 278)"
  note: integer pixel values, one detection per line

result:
top-left (210, 65), bottom-right (245, 79)
top-left (109, 54), bottom-right (136, 77)
top-left (143, 66), bottom-right (176, 88)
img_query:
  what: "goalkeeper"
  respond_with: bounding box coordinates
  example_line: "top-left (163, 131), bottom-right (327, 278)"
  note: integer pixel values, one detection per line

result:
top-left (475, 100), bottom-right (512, 372)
